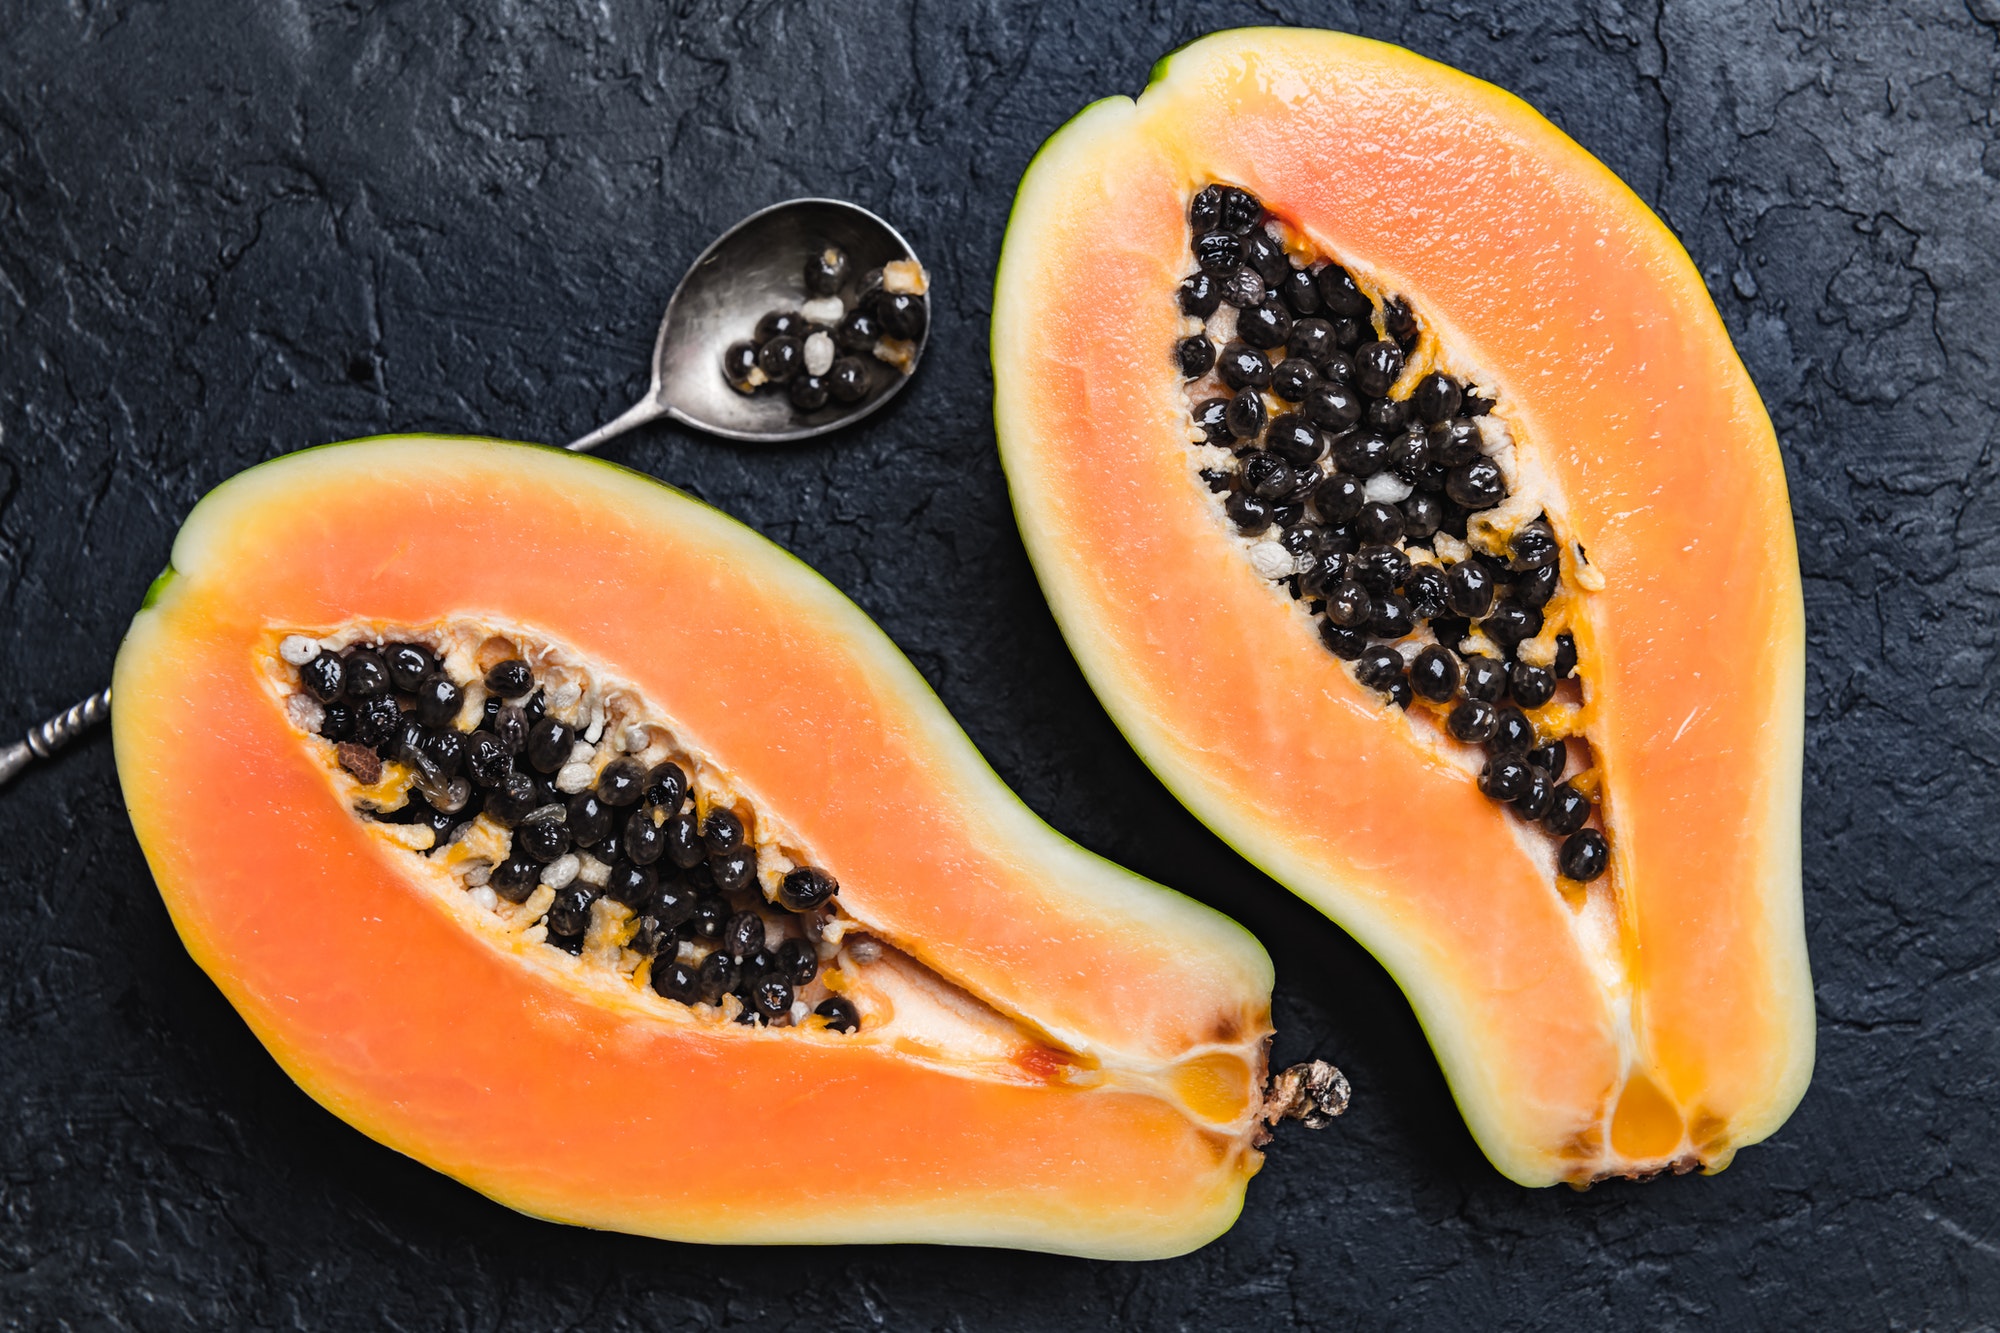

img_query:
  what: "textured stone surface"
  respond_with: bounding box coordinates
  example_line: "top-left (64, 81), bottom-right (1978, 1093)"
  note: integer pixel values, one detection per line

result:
top-left (2, 1), bottom-right (1996, 1327)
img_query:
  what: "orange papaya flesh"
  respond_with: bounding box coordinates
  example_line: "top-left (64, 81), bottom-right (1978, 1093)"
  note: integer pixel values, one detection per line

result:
top-left (111, 435), bottom-right (1291, 1258)
top-left (993, 28), bottom-right (1811, 1186)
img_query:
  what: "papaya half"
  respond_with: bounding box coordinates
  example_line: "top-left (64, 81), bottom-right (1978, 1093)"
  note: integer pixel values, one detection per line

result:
top-left (992, 28), bottom-right (1812, 1186)
top-left (111, 435), bottom-right (1334, 1259)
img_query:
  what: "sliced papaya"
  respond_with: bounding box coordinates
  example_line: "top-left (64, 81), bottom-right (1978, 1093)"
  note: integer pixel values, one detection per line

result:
top-left (992, 28), bottom-right (1811, 1186)
top-left (111, 435), bottom-right (1328, 1259)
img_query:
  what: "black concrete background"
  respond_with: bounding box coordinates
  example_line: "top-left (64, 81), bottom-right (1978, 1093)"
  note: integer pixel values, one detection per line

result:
top-left (1, 1), bottom-right (1995, 1328)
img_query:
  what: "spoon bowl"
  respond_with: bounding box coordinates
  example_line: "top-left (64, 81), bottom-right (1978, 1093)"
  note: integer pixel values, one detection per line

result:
top-left (568, 198), bottom-right (928, 451)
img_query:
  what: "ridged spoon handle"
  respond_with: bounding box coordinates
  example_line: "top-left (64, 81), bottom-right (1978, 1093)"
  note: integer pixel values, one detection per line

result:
top-left (0, 687), bottom-right (112, 790)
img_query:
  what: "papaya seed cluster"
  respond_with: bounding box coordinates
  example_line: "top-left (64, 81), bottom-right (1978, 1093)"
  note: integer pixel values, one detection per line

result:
top-left (1175, 183), bottom-right (1609, 884)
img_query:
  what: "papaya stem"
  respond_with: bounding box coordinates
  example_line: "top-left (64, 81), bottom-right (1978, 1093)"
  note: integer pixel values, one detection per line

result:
top-left (1263, 1059), bottom-right (1350, 1130)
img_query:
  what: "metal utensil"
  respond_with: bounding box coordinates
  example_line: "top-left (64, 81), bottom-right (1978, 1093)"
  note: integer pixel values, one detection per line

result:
top-left (2, 197), bottom-right (930, 790)
top-left (566, 196), bottom-right (928, 451)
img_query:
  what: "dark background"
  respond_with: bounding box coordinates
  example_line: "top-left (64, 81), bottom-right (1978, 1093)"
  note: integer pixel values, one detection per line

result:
top-left (2, 1), bottom-right (1996, 1328)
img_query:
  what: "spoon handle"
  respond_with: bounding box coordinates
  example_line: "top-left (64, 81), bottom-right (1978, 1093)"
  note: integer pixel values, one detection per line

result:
top-left (565, 396), bottom-right (668, 454)
top-left (0, 687), bottom-right (112, 790)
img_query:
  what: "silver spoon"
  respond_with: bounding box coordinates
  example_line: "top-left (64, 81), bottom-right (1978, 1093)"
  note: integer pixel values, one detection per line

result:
top-left (567, 197), bottom-right (928, 451)
top-left (2, 198), bottom-right (930, 790)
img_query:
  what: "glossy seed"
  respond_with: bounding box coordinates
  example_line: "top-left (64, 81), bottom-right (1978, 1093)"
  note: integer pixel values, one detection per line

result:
top-left (750, 975), bottom-right (793, 1023)
top-left (318, 703), bottom-right (355, 742)
top-left (1194, 230), bottom-right (1241, 275)
top-left (698, 950), bottom-right (738, 1004)
top-left (491, 856), bottom-right (542, 903)
top-left (353, 696), bottom-right (402, 749)
top-left (1355, 500), bottom-right (1404, 545)
top-left (1226, 388), bottom-right (1267, 439)
top-left (1543, 783), bottom-right (1592, 837)
top-left (877, 292), bottom-right (926, 341)
top-left (1411, 373), bottom-right (1462, 424)
top-left (1324, 580), bottom-right (1372, 628)
top-left (1265, 414), bottom-right (1324, 465)
top-left (517, 815), bottom-right (571, 864)
top-left (410, 674), bottom-right (459, 729)
top-left (1177, 335), bottom-right (1216, 377)
top-left (1217, 186), bottom-right (1261, 233)
top-left (702, 808), bottom-right (745, 854)
top-left (779, 866), bottom-right (839, 912)
top-left (1553, 633), bottom-right (1579, 679)
top-left (723, 910), bottom-right (765, 962)
top-left (1433, 418), bottom-right (1484, 466)
top-left (1313, 263), bottom-right (1372, 318)
top-left (566, 791), bottom-right (612, 847)
top-left (834, 305), bottom-right (882, 354)
top-left (651, 959), bottom-right (702, 1004)
top-left (777, 938), bottom-right (819, 987)
top-left (1512, 770), bottom-right (1556, 821)
top-left (1225, 491), bottom-right (1273, 532)
top-left (690, 894), bottom-right (729, 941)
top-left (1189, 185), bottom-right (1224, 232)
top-left (1478, 756), bottom-right (1532, 802)
top-left (343, 649), bottom-right (391, 699)
top-left (1287, 317), bottom-right (1336, 363)
top-left (604, 860), bottom-right (657, 906)
top-left (382, 642), bottom-right (435, 693)
top-left (1354, 646), bottom-right (1404, 691)
top-left (300, 652), bottom-right (345, 702)
top-left (595, 757), bottom-right (646, 806)
top-left (1240, 231), bottom-right (1288, 285)
top-left (1178, 272), bottom-right (1222, 318)
top-left (1330, 431), bottom-right (1391, 477)
top-left (1363, 397), bottom-right (1407, 431)
top-left (804, 245), bottom-right (850, 297)
top-left (545, 884), bottom-right (596, 938)
top-left (827, 357), bottom-right (872, 404)
top-left (1483, 602), bottom-right (1544, 652)
top-left (1314, 473), bottom-right (1365, 523)
top-left (1369, 592), bottom-right (1415, 640)
top-left (1509, 661), bottom-right (1557, 708)
top-left (623, 808), bottom-right (666, 866)
top-left (1216, 341), bottom-right (1272, 390)
top-left (1488, 705), bottom-right (1535, 756)
top-left (1236, 299), bottom-right (1292, 350)
top-left (1445, 561), bottom-right (1495, 617)
top-left (1219, 267), bottom-right (1266, 309)
top-left (1410, 645), bottom-right (1460, 701)
top-left (1516, 563), bottom-right (1560, 610)
top-left (1354, 341), bottom-right (1405, 397)
top-left (485, 659), bottom-right (533, 698)
top-left (756, 335), bottom-right (802, 384)
top-left (815, 996), bottom-right (860, 1032)
top-left (1352, 543), bottom-right (1409, 596)
top-left (524, 716), bottom-right (575, 774)
top-left (1318, 620), bottom-right (1369, 660)
top-left (1448, 698), bottom-right (1498, 743)
top-left (1278, 266), bottom-right (1320, 316)
top-left (1192, 396), bottom-right (1233, 446)
top-left (1560, 829), bottom-right (1609, 881)
top-left (1303, 383), bottom-right (1361, 430)
top-left (711, 845), bottom-right (758, 893)
top-left (1446, 458), bottom-right (1506, 510)
top-left (1403, 565), bottom-right (1448, 620)
top-left (1270, 356), bottom-right (1320, 403)
top-left (1527, 741), bottom-right (1568, 779)
top-left (464, 731), bottom-right (513, 787)
top-left (788, 373), bottom-right (830, 412)
top-left (722, 340), bottom-right (759, 388)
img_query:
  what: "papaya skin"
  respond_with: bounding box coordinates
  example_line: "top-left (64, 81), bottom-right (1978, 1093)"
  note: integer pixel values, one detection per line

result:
top-left (993, 29), bottom-right (1811, 1186)
top-left (112, 436), bottom-right (1278, 1258)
